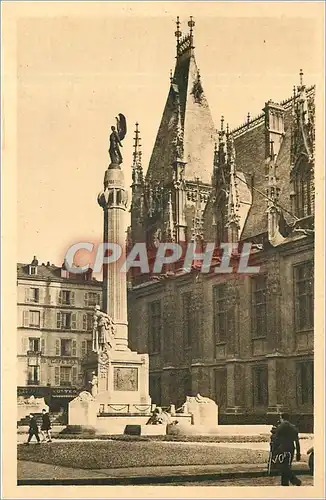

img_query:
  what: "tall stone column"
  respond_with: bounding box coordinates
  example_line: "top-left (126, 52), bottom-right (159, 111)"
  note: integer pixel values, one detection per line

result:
top-left (71, 119), bottom-right (152, 424)
top-left (98, 164), bottom-right (129, 351)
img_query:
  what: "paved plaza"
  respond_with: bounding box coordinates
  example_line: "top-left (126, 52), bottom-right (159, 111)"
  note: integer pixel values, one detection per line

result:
top-left (17, 435), bottom-right (312, 485)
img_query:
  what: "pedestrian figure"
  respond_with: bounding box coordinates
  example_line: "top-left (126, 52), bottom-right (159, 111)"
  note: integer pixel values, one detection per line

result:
top-left (40, 408), bottom-right (52, 442)
top-left (26, 413), bottom-right (40, 444)
top-left (267, 417), bottom-right (281, 475)
top-left (270, 412), bottom-right (301, 486)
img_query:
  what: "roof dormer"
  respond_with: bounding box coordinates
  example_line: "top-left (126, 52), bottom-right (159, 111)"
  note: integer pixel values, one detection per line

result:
top-left (61, 260), bottom-right (69, 279)
top-left (28, 256), bottom-right (38, 276)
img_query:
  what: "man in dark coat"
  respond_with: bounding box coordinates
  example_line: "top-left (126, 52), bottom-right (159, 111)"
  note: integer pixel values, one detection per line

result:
top-left (40, 409), bottom-right (52, 442)
top-left (271, 412), bottom-right (301, 486)
top-left (26, 413), bottom-right (40, 444)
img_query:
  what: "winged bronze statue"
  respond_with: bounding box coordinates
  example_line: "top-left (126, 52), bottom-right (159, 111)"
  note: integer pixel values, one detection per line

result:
top-left (109, 113), bottom-right (127, 165)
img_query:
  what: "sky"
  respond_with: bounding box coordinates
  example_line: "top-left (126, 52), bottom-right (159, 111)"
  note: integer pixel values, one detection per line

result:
top-left (15, 3), bottom-right (322, 272)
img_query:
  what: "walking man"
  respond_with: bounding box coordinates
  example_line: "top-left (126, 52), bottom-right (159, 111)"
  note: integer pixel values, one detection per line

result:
top-left (40, 408), bottom-right (52, 442)
top-left (271, 412), bottom-right (302, 486)
top-left (26, 413), bottom-right (40, 444)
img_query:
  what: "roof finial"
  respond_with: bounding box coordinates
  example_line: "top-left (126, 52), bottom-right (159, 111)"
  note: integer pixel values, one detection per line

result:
top-left (188, 16), bottom-right (195, 46)
top-left (299, 68), bottom-right (304, 87)
top-left (226, 123), bottom-right (230, 136)
top-left (175, 16), bottom-right (182, 53)
top-left (170, 69), bottom-right (173, 84)
top-left (220, 115), bottom-right (224, 131)
top-left (247, 112), bottom-right (251, 125)
top-left (133, 122), bottom-right (142, 167)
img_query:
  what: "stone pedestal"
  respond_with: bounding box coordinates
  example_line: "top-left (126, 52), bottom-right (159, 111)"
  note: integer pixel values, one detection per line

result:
top-left (68, 391), bottom-right (98, 427)
top-left (183, 394), bottom-right (218, 427)
top-left (95, 349), bottom-right (151, 413)
top-left (17, 396), bottom-right (49, 421)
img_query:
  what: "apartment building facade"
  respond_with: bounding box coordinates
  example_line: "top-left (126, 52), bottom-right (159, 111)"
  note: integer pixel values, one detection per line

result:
top-left (17, 258), bottom-right (102, 411)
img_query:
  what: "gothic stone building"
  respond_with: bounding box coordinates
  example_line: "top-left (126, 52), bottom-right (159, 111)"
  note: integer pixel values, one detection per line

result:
top-left (128, 18), bottom-right (314, 430)
top-left (17, 257), bottom-right (102, 412)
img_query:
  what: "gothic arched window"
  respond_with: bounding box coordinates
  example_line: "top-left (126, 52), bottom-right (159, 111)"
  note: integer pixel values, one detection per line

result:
top-left (294, 159), bottom-right (313, 219)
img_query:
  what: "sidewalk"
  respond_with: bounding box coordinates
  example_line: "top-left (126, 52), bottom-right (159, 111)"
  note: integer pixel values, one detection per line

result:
top-left (17, 460), bottom-right (310, 485)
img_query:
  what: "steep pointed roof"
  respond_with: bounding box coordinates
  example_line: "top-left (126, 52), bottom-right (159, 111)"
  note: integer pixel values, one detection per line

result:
top-left (146, 17), bottom-right (217, 186)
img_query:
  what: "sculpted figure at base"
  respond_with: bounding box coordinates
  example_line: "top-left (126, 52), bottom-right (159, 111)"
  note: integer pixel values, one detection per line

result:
top-left (176, 394), bottom-right (216, 413)
top-left (195, 393), bottom-right (213, 404)
top-left (109, 113), bottom-right (127, 165)
top-left (146, 407), bottom-right (172, 425)
top-left (92, 305), bottom-right (116, 354)
top-left (90, 372), bottom-right (98, 398)
top-left (76, 391), bottom-right (95, 402)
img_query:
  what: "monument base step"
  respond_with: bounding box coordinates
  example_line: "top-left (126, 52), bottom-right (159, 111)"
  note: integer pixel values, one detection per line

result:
top-left (96, 415), bottom-right (152, 434)
top-left (124, 424), bottom-right (167, 436)
top-left (60, 425), bottom-right (97, 436)
top-left (166, 422), bottom-right (220, 437)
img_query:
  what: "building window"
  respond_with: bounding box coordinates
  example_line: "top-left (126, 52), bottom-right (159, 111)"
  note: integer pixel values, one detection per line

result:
top-left (85, 292), bottom-right (101, 307)
top-left (24, 310), bottom-right (40, 328)
top-left (27, 366), bottom-right (40, 385)
top-left (213, 284), bottom-right (228, 343)
top-left (29, 311), bottom-right (40, 327)
top-left (296, 361), bottom-right (314, 406)
top-left (29, 338), bottom-right (40, 352)
top-left (182, 292), bottom-right (193, 348)
top-left (148, 300), bottom-right (161, 354)
top-left (252, 365), bottom-right (268, 407)
top-left (26, 288), bottom-right (39, 303)
top-left (61, 339), bottom-right (72, 356)
top-left (56, 338), bottom-right (77, 357)
top-left (60, 366), bottom-right (72, 386)
top-left (56, 312), bottom-right (77, 330)
top-left (28, 265), bottom-right (37, 276)
top-left (252, 275), bottom-right (267, 338)
top-left (294, 262), bottom-right (314, 331)
top-left (58, 290), bottom-right (75, 305)
top-left (82, 313), bottom-right (93, 331)
top-left (81, 340), bottom-right (93, 357)
top-left (294, 160), bottom-right (313, 218)
top-left (31, 288), bottom-right (39, 303)
top-left (62, 290), bottom-right (73, 305)
top-left (23, 311), bottom-right (41, 328)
